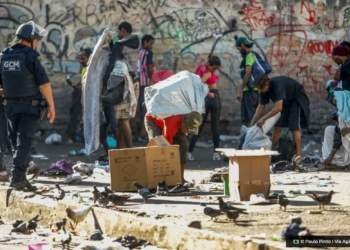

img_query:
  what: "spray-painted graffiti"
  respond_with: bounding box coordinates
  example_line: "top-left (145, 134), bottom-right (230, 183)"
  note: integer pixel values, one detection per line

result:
top-left (1, 0), bottom-right (350, 127)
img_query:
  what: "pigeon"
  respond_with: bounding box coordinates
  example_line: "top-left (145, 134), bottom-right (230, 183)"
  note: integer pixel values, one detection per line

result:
top-left (107, 193), bottom-right (131, 205)
top-left (104, 186), bottom-right (113, 194)
top-left (11, 213), bottom-right (41, 234)
top-left (203, 206), bottom-right (222, 221)
top-left (307, 190), bottom-right (334, 209)
top-left (89, 208), bottom-right (103, 241)
top-left (134, 183), bottom-right (155, 202)
top-left (55, 184), bottom-right (65, 200)
top-left (278, 194), bottom-right (289, 211)
top-left (92, 186), bottom-right (101, 204)
top-left (217, 197), bottom-right (247, 214)
top-left (225, 210), bottom-right (239, 222)
top-left (90, 229), bottom-right (104, 241)
top-left (11, 221), bottom-right (28, 234)
top-left (50, 218), bottom-right (67, 232)
top-left (27, 213), bottom-right (41, 232)
top-left (66, 206), bottom-right (92, 228)
top-left (60, 230), bottom-right (72, 250)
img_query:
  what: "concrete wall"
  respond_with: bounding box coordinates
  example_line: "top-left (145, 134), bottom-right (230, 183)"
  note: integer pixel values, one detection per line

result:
top-left (1, 0), bottom-right (349, 132)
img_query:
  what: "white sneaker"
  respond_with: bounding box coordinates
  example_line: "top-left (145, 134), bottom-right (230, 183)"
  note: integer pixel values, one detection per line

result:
top-left (212, 152), bottom-right (221, 161)
top-left (187, 152), bottom-right (195, 161)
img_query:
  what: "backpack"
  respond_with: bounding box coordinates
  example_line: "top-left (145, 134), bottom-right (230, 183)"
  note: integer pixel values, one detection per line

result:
top-left (248, 52), bottom-right (272, 89)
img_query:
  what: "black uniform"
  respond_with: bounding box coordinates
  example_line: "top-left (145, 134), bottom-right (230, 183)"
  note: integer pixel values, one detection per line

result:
top-left (0, 44), bottom-right (49, 182)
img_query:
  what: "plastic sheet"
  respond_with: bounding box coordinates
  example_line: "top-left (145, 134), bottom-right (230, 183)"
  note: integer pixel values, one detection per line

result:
top-left (145, 71), bottom-right (208, 118)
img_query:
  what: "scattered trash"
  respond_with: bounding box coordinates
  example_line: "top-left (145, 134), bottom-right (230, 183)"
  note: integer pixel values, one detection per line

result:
top-left (289, 190), bottom-right (302, 195)
top-left (308, 210), bottom-right (323, 214)
top-left (188, 221), bottom-right (202, 229)
top-left (45, 160), bottom-right (73, 176)
top-left (31, 154), bottom-right (49, 160)
top-left (271, 161), bottom-right (294, 173)
top-left (0, 171), bottom-right (9, 182)
top-left (27, 243), bottom-right (52, 250)
top-left (300, 155), bottom-right (322, 172)
top-left (73, 161), bottom-right (94, 176)
top-left (219, 135), bottom-right (240, 142)
top-left (94, 161), bottom-right (110, 172)
top-left (68, 148), bottom-right (87, 157)
top-left (64, 173), bottom-right (82, 184)
top-left (107, 136), bottom-right (118, 149)
top-left (114, 235), bottom-right (151, 249)
top-left (249, 193), bottom-right (270, 205)
top-left (45, 133), bottom-right (62, 145)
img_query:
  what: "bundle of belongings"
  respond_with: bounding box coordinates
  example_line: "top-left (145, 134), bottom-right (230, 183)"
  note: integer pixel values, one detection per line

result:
top-left (144, 71), bottom-right (208, 118)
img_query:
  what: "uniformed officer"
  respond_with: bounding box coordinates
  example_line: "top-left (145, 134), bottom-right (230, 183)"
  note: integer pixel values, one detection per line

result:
top-left (0, 21), bottom-right (56, 191)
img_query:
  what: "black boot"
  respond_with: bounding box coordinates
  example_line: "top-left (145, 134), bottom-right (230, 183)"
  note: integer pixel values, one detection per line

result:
top-left (10, 174), bottom-right (36, 192)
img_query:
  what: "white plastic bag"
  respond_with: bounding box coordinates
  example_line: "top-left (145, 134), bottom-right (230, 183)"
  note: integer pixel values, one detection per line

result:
top-left (242, 125), bottom-right (271, 150)
top-left (145, 71), bottom-right (208, 118)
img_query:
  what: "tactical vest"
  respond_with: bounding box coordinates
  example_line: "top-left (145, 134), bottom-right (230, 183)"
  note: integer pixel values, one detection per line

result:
top-left (0, 48), bottom-right (39, 98)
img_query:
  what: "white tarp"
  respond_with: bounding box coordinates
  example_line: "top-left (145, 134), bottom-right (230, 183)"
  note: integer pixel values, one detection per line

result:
top-left (145, 71), bottom-right (208, 118)
top-left (82, 29), bottom-right (112, 155)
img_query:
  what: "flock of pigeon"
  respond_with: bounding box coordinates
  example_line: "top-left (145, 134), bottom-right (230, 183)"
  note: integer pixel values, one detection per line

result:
top-left (5, 181), bottom-right (336, 248)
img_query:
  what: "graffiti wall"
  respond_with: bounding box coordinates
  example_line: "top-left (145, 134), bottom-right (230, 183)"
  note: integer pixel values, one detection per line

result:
top-left (0, 0), bottom-right (348, 131)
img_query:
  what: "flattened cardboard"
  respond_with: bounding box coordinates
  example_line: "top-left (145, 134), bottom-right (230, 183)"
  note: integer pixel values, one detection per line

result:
top-left (109, 145), bottom-right (181, 191)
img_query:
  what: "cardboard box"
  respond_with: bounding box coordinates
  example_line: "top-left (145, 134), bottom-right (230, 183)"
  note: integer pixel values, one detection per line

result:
top-left (109, 145), bottom-right (182, 191)
top-left (217, 149), bottom-right (278, 201)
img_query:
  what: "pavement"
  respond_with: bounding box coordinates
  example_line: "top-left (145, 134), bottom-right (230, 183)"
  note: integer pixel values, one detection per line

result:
top-left (1, 137), bottom-right (349, 249)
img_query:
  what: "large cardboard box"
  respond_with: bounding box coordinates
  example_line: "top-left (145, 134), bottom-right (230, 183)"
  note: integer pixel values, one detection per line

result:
top-left (109, 145), bottom-right (182, 191)
top-left (217, 149), bottom-right (278, 201)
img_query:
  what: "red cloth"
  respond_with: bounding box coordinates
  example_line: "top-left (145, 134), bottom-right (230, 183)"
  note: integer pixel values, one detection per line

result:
top-left (195, 64), bottom-right (218, 85)
top-left (146, 115), bottom-right (183, 144)
top-left (152, 70), bottom-right (174, 83)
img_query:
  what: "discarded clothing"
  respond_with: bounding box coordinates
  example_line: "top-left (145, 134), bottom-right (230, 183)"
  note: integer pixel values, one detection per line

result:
top-left (45, 160), bottom-right (73, 176)
top-left (322, 125), bottom-right (350, 167)
top-left (335, 90), bottom-right (350, 123)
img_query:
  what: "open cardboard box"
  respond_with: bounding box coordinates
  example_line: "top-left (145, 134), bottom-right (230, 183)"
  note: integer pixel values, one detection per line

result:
top-left (109, 136), bottom-right (181, 191)
top-left (216, 149), bottom-right (278, 201)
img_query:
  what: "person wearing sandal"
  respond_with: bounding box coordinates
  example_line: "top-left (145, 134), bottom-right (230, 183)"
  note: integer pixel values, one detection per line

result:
top-left (251, 74), bottom-right (310, 170)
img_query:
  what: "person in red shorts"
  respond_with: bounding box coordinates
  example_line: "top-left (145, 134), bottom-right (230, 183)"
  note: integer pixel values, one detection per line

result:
top-left (145, 112), bottom-right (202, 184)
